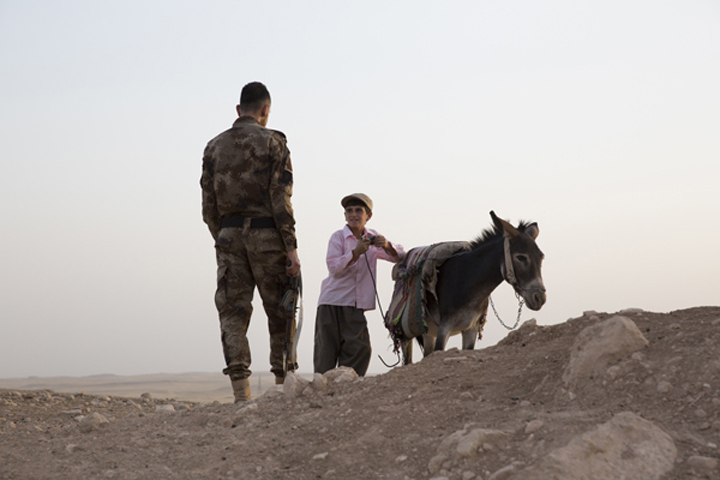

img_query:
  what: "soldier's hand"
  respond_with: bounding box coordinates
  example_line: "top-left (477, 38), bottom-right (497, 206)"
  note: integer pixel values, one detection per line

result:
top-left (286, 249), bottom-right (301, 277)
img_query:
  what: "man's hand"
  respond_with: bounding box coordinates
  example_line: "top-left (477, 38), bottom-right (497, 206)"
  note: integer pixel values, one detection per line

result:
top-left (349, 237), bottom-right (371, 265)
top-left (286, 249), bottom-right (301, 277)
top-left (354, 237), bottom-right (371, 256)
top-left (370, 235), bottom-right (387, 249)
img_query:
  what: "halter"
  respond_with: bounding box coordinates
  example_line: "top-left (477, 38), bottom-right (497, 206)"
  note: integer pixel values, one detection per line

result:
top-left (502, 236), bottom-right (518, 286)
top-left (502, 236), bottom-right (545, 296)
top-left (492, 236), bottom-right (525, 330)
top-left (493, 235), bottom-right (546, 330)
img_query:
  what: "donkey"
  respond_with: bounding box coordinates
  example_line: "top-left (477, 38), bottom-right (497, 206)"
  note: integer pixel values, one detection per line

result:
top-left (402, 211), bottom-right (546, 364)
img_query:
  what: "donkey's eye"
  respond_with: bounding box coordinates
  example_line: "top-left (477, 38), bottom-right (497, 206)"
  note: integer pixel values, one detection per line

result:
top-left (515, 254), bottom-right (529, 267)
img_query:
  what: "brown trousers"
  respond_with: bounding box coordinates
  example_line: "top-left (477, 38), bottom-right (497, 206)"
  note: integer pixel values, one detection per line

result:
top-left (313, 305), bottom-right (371, 376)
top-left (214, 227), bottom-right (294, 381)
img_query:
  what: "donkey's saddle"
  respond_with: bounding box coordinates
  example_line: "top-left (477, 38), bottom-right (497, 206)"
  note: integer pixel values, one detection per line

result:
top-left (385, 241), bottom-right (471, 350)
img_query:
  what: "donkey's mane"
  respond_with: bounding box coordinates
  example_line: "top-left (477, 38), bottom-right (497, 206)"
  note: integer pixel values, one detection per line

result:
top-left (470, 220), bottom-right (533, 250)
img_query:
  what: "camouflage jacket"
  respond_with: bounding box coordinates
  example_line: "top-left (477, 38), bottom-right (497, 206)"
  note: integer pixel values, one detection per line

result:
top-left (201, 116), bottom-right (297, 251)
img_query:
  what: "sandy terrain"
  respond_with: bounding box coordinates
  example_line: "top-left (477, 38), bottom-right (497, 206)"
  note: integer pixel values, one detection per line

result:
top-left (0, 372), bottom-right (278, 404)
top-left (1, 307), bottom-right (719, 479)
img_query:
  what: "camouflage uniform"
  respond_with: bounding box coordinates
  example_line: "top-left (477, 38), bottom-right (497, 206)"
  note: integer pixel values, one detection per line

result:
top-left (201, 116), bottom-right (297, 381)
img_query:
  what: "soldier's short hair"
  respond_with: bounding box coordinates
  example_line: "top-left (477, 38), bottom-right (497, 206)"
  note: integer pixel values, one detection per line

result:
top-left (240, 82), bottom-right (271, 113)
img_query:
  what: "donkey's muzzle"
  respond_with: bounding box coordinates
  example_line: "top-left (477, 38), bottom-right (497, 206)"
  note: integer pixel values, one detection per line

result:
top-left (518, 283), bottom-right (546, 311)
top-left (526, 289), bottom-right (547, 311)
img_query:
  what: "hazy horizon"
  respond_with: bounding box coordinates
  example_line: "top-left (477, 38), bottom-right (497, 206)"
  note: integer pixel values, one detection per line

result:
top-left (1, 1), bottom-right (718, 381)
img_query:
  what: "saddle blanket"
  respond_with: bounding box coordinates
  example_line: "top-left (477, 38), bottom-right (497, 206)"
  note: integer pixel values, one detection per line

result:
top-left (385, 241), bottom-right (471, 351)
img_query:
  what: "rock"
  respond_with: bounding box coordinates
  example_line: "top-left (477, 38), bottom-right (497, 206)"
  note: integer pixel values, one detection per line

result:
top-left (300, 373), bottom-right (329, 396)
top-left (523, 318), bottom-right (538, 327)
top-left (79, 412), bottom-right (110, 433)
top-left (329, 370), bottom-right (358, 384)
top-left (489, 463), bottom-right (521, 480)
top-left (436, 427), bottom-right (509, 460)
top-left (630, 351), bottom-right (645, 361)
top-left (311, 373), bottom-right (328, 393)
top-left (427, 453), bottom-right (447, 474)
top-left (657, 381), bottom-right (673, 393)
top-left (456, 430), bottom-right (484, 457)
top-left (235, 403), bottom-right (258, 415)
top-left (562, 316), bottom-right (649, 385)
top-left (155, 404), bottom-right (175, 413)
top-left (322, 366), bottom-right (357, 383)
top-left (283, 372), bottom-right (310, 398)
top-left (312, 452), bottom-right (329, 460)
top-left (524, 420), bottom-right (544, 434)
top-left (606, 365), bottom-right (621, 380)
top-left (260, 385), bottom-right (284, 398)
top-left (443, 356), bottom-right (469, 364)
top-left (325, 367), bottom-right (360, 383)
top-left (335, 370), bottom-right (359, 384)
top-left (619, 308), bottom-right (644, 314)
top-left (513, 412), bottom-right (676, 480)
top-left (687, 455), bottom-right (717, 472)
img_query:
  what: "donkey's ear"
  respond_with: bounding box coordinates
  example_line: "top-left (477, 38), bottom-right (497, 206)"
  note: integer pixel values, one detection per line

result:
top-left (490, 211), bottom-right (520, 239)
top-left (524, 222), bottom-right (539, 240)
top-left (490, 211), bottom-right (501, 229)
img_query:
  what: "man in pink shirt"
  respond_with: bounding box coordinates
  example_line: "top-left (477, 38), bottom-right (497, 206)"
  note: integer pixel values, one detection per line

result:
top-left (313, 193), bottom-right (405, 376)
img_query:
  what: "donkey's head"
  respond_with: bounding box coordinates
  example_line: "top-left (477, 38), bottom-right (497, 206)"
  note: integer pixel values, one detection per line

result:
top-left (490, 211), bottom-right (546, 310)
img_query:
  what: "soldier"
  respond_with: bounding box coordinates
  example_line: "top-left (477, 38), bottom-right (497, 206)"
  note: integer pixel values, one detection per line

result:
top-left (201, 82), bottom-right (301, 402)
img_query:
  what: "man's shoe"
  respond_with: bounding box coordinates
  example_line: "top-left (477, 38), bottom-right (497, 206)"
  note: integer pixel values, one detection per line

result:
top-left (231, 378), bottom-right (251, 403)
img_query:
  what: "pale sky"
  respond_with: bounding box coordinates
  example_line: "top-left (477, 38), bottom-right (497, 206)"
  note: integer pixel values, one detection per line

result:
top-left (1, 1), bottom-right (718, 380)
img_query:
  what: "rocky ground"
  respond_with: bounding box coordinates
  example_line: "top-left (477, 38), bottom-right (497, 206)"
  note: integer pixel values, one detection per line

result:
top-left (1, 307), bottom-right (719, 480)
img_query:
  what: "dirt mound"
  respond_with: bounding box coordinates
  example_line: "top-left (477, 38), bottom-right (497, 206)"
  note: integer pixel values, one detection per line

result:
top-left (2, 307), bottom-right (719, 479)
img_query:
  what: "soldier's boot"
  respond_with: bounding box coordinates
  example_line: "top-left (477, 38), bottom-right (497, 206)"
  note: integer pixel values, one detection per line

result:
top-left (275, 375), bottom-right (285, 385)
top-left (231, 378), bottom-right (251, 403)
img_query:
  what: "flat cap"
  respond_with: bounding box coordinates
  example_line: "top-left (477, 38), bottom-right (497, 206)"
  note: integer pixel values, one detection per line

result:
top-left (341, 193), bottom-right (373, 211)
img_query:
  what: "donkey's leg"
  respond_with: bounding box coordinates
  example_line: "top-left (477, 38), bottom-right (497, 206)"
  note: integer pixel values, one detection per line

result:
top-left (461, 300), bottom-right (489, 349)
top-left (415, 333), bottom-right (435, 357)
top-left (433, 325), bottom-right (453, 351)
top-left (461, 327), bottom-right (478, 350)
top-left (477, 299), bottom-right (489, 341)
top-left (401, 339), bottom-right (413, 365)
top-left (420, 334), bottom-right (434, 357)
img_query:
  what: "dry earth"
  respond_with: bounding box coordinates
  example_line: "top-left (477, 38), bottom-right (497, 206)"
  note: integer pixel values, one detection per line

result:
top-left (1, 307), bottom-right (719, 480)
top-left (0, 372), bottom-right (278, 404)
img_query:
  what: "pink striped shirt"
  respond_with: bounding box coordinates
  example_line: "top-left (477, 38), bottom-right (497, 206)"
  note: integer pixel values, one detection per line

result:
top-left (317, 225), bottom-right (405, 311)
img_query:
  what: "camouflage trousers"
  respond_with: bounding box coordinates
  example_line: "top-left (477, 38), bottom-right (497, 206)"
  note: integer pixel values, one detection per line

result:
top-left (214, 226), bottom-right (296, 381)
